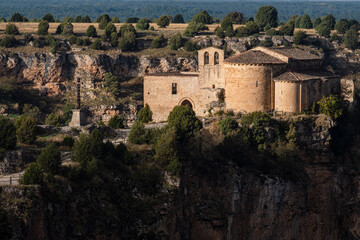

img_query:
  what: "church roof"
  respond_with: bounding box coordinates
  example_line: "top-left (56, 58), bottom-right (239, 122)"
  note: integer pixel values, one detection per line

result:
top-left (224, 50), bottom-right (286, 65)
top-left (270, 47), bottom-right (321, 60)
top-left (273, 69), bottom-right (336, 82)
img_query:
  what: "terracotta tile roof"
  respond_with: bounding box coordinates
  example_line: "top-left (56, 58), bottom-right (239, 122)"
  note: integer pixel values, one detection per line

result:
top-left (270, 47), bottom-right (321, 60)
top-left (224, 50), bottom-right (286, 65)
top-left (145, 72), bottom-right (199, 77)
top-left (274, 69), bottom-right (336, 82)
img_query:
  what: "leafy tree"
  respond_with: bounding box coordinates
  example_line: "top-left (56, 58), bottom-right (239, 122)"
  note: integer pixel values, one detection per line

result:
top-left (45, 113), bottom-right (63, 126)
top-left (344, 29), bottom-right (358, 50)
top-left (136, 18), bottom-right (150, 30)
top-left (125, 17), bottom-right (139, 23)
top-left (235, 27), bottom-right (249, 37)
top-left (118, 23), bottom-right (136, 37)
top-left (16, 116), bottom-right (37, 144)
top-left (293, 30), bottom-right (308, 45)
top-left (36, 143), bottom-right (61, 175)
top-left (154, 127), bottom-right (180, 176)
top-left (108, 115), bottom-right (124, 129)
top-left (137, 104), bottom-right (153, 123)
top-left (128, 120), bottom-right (146, 144)
top-left (0, 36), bottom-right (17, 48)
top-left (81, 15), bottom-right (91, 23)
top-left (0, 118), bottom-right (16, 150)
top-left (157, 15), bottom-right (171, 28)
top-left (183, 21), bottom-right (208, 37)
top-left (317, 95), bottom-right (343, 120)
top-left (335, 19), bottom-right (350, 34)
top-left (245, 21), bottom-right (260, 35)
top-left (169, 33), bottom-right (183, 50)
top-left (255, 6), bottom-right (278, 30)
top-left (167, 105), bottom-right (202, 142)
top-left (218, 117), bottom-right (238, 135)
top-left (37, 20), bottom-right (49, 35)
top-left (42, 13), bottom-right (55, 22)
top-left (90, 39), bottom-right (102, 50)
top-left (95, 14), bottom-right (111, 23)
top-left (192, 10), bottom-right (213, 24)
top-left (104, 72), bottom-right (121, 96)
top-left (224, 11), bottom-right (246, 24)
top-left (173, 14), bottom-right (185, 23)
top-left (313, 17), bottom-right (322, 28)
top-left (118, 31), bottom-right (136, 51)
top-left (86, 25), bottom-right (97, 37)
top-left (322, 14), bottom-right (336, 29)
top-left (104, 23), bottom-right (117, 38)
top-left (4, 23), bottom-right (19, 35)
top-left (74, 15), bottom-right (82, 23)
top-left (99, 18), bottom-right (108, 30)
top-left (316, 22), bottom-right (331, 38)
top-left (22, 163), bottom-right (43, 185)
top-left (300, 14), bottom-right (312, 29)
top-left (151, 34), bottom-right (166, 48)
top-left (111, 17), bottom-right (120, 23)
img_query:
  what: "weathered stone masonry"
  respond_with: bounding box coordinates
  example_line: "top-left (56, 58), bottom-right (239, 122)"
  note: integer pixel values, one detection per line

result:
top-left (144, 46), bottom-right (340, 122)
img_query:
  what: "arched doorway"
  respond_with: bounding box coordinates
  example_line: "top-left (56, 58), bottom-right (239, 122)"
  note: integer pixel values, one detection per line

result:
top-left (180, 99), bottom-right (193, 108)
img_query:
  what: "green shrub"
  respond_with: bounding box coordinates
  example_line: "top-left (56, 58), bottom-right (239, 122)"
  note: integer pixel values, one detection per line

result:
top-left (45, 113), bottom-right (63, 127)
top-left (125, 17), bottom-right (139, 23)
top-left (183, 21), bottom-right (208, 37)
top-left (255, 6), bottom-right (278, 30)
top-left (293, 30), bottom-right (308, 45)
top-left (299, 14), bottom-right (312, 29)
top-left (134, 163), bottom-right (162, 194)
top-left (118, 31), bottom-right (136, 51)
top-left (71, 131), bottom-right (103, 167)
top-left (151, 34), bottom-right (166, 48)
top-left (278, 22), bottom-right (295, 36)
top-left (192, 10), bottom-right (213, 24)
top-left (167, 105), bottom-right (202, 142)
top-left (218, 118), bottom-right (239, 135)
top-left (215, 26), bottom-right (225, 38)
top-left (259, 38), bottom-right (273, 47)
top-left (108, 115), bottom-right (125, 129)
top-left (16, 116), bottom-right (37, 144)
top-left (61, 22), bottom-right (74, 35)
top-left (99, 18), bottom-right (108, 30)
top-left (36, 143), bottom-right (61, 175)
top-left (105, 23), bottom-right (117, 38)
top-left (241, 111), bottom-right (272, 149)
top-left (86, 25), bottom-right (97, 37)
top-left (157, 15), bottom-right (171, 28)
top-left (150, 26), bottom-right (155, 31)
top-left (22, 163), bottom-right (43, 185)
top-left (128, 120), bottom-right (146, 144)
top-left (119, 23), bottom-right (137, 37)
top-left (67, 35), bottom-right (77, 44)
top-left (0, 36), bottom-right (17, 48)
top-left (22, 104), bottom-right (41, 123)
top-left (317, 95), bottom-right (343, 120)
top-left (90, 39), bottom-right (102, 50)
top-left (316, 23), bottom-right (331, 38)
top-left (235, 27), bottom-right (249, 37)
top-left (137, 104), bottom-right (153, 123)
top-left (62, 136), bottom-right (75, 147)
top-left (4, 23), bottom-right (19, 35)
top-left (43, 13), bottom-right (55, 22)
top-left (104, 72), bottom-right (121, 96)
top-left (173, 14), bottom-right (185, 23)
top-left (0, 118), bottom-right (16, 150)
top-left (245, 21), bottom-right (260, 35)
top-left (265, 28), bottom-right (277, 36)
top-left (109, 32), bottom-right (119, 46)
top-left (24, 33), bottom-right (34, 43)
top-left (169, 33), bottom-right (183, 50)
top-left (184, 41), bottom-right (198, 52)
top-left (37, 20), bottom-right (49, 35)
top-left (136, 18), bottom-right (150, 30)
top-left (344, 29), bottom-right (358, 50)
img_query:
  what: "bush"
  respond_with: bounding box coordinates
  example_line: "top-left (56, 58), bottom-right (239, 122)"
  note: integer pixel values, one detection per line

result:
top-left (67, 35), bottom-right (77, 44)
top-left (169, 33), bottom-right (183, 50)
top-left (128, 120), bottom-right (146, 144)
top-left (137, 104), bottom-right (153, 123)
top-left (184, 41), bottom-right (198, 52)
top-left (24, 33), bottom-right (34, 43)
top-left (150, 26), bottom-right (155, 31)
top-left (335, 19), bottom-right (349, 34)
top-left (90, 39), bottom-right (102, 50)
top-left (299, 14), bottom-right (312, 29)
top-left (241, 111), bottom-right (271, 149)
top-left (151, 34), bottom-right (166, 48)
top-left (22, 104), bottom-right (41, 122)
top-left (167, 105), bottom-right (202, 142)
top-left (259, 38), bottom-right (273, 47)
top-left (278, 22), bottom-right (295, 36)
top-left (71, 131), bottom-right (103, 167)
top-left (36, 143), bottom-right (61, 175)
top-left (293, 30), bottom-right (308, 45)
top-left (317, 95), bottom-right (343, 120)
top-left (105, 23), bottom-right (117, 38)
top-left (99, 18), bottom-right (108, 30)
top-left (265, 28), bottom-right (277, 36)
top-left (157, 15), bottom-right (171, 28)
top-left (183, 21), bottom-right (208, 37)
top-left (16, 116), bottom-right (37, 144)
top-left (344, 29), bottom-right (358, 50)
top-left (4, 23), bottom-right (19, 35)
top-left (42, 13), bottom-right (55, 22)
top-left (0, 118), bottom-right (16, 150)
top-left (136, 18), bottom-right (150, 30)
top-left (45, 113), bottom-right (63, 127)
top-left (118, 32), bottom-right (136, 51)
top-left (224, 11), bottom-right (246, 24)
top-left (215, 26), bottom-right (225, 38)
top-left (37, 20), bottom-right (49, 35)
top-left (255, 6), bottom-right (278, 30)
top-left (316, 23), bottom-right (331, 38)
top-left (173, 14), bottom-right (185, 23)
top-left (62, 136), bottom-right (75, 147)
top-left (108, 115), bottom-right (125, 129)
top-left (62, 23), bottom-right (74, 35)
top-left (192, 10), bottom-right (213, 24)
top-left (154, 127), bottom-right (180, 176)
top-left (119, 23), bottom-right (136, 37)
top-left (110, 32), bottom-right (119, 46)
top-left (235, 27), bottom-right (249, 37)
top-left (245, 21), bottom-right (260, 35)
top-left (0, 35), bottom-right (17, 48)
top-left (218, 118), bottom-right (239, 135)
top-left (22, 163), bottom-right (43, 185)
top-left (95, 14), bottom-right (111, 23)
top-left (125, 17), bottom-right (139, 23)
top-left (86, 25), bottom-right (97, 37)
top-left (104, 72), bottom-right (121, 96)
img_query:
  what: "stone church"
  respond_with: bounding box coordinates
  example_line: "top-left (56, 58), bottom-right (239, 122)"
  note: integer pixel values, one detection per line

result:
top-left (144, 46), bottom-right (340, 122)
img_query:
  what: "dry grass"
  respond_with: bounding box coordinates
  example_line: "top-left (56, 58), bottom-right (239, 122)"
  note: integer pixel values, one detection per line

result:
top-left (37, 133), bottom-right (67, 144)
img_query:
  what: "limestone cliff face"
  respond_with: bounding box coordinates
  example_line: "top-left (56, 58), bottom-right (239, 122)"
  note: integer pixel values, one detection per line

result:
top-left (0, 52), bottom-right (197, 95)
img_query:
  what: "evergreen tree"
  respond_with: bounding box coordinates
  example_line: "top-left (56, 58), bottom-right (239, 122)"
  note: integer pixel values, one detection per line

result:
top-left (173, 14), bottom-right (185, 23)
top-left (255, 6), bottom-right (278, 30)
top-left (157, 15), bottom-right (171, 28)
top-left (0, 118), bottom-right (16, 150)
top-left (137, 104), bottom-right (153, 123)
top-left (86, 25), bottom-right (97, 37)
top-left (344, 29), bottom-right (358, 50)
top-left (36, 143), bottom-right (61, 175)
top-left (37, 20), bottom-right (49, 35)
top-left (4, 23), bottom-right (19, 35)
top-left (42, 13), bottom-right (55, 22)
top-left (300, 14), bottom-right (312, 29)
top-left (22, 163), bottom-right (43, 185)
top-left (192, 10), bottom-right (213, 24)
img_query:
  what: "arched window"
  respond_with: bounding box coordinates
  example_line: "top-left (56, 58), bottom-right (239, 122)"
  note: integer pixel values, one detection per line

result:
top-left (214, 52), bottom-right (219, 65)
top-left (204, 52), bottom-right (209, 65)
